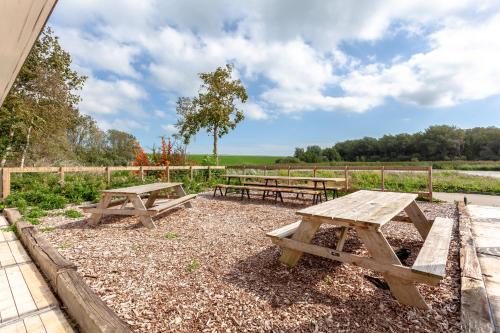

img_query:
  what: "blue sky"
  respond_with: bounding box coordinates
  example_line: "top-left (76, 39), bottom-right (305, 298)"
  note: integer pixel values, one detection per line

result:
top-left (48, 0), bottom-right (500, 155)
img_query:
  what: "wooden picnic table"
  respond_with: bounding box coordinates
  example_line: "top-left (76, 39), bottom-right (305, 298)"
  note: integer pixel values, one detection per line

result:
top-left (83, 182), bottom-right (196, 229)
top-left (266, 190), bottom-right (453, 309)
top-left (225, 175), bottom-right (345, 200)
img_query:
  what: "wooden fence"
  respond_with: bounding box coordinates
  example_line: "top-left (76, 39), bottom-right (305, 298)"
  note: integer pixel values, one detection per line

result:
top-left (0, 164), bottom-right (433, 200)
top-left (0, 165), bottom-right (225, 199)
top-left (226, 164), bottom-right (433, 200)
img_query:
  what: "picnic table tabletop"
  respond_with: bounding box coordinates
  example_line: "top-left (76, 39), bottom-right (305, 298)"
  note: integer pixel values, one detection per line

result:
top-left (297, 190), bottom-right (417, 227)
top-left (225, 174), bottom-right (345, 182)
top-left (102, 182), bottom-right (182, 194)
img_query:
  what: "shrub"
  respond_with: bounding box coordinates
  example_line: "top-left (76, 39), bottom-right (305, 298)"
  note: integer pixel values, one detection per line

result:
top-left (38, 194), bottom-right (68, 210)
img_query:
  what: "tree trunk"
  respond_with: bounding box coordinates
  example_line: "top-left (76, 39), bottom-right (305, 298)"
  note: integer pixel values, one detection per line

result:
top-left (213, 126), bottom-right (219, 165)
top-left (20, 125), bottom-right (32, 168)
top-left (0, 128), bottom-right (15, 167)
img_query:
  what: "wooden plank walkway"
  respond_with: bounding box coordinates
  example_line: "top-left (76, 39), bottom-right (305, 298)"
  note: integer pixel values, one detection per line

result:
top-left (0, 216), bottom-right (74, 333)
top-left (468, 205), bottom-right (500, 333)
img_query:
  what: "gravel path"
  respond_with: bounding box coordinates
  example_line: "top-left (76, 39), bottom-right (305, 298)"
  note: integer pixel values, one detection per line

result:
top-left (37, 193), bottom-right (460, 333)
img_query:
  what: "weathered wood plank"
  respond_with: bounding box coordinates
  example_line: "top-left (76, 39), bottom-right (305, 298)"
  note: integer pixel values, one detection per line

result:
top-left (357, 228), bottom-right (429, 309)
top-left (103, 182), bottom-right (182, 194)
top-left (271, 237), bottom-right (438, 285)
top-left (297, 190), bottom-right (416, 227)
top-left (461, 276), bottom-right (495, 333)
top-left (149, 194), bottom-right (197, 213)
top-left (411, 217), bottom-right (453, 279)
top-left (404, 201), bottom-right (432, 239)
top-left (280, 219), bottom-right (322, 267)
top-left (56, 270), bottom-right (130, 333)
top-left (266, 221), bottom-right (301, 239)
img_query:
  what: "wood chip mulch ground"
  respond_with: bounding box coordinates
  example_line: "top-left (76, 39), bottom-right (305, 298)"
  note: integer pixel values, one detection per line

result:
top-left (37, 193), bottom-right (460, 333)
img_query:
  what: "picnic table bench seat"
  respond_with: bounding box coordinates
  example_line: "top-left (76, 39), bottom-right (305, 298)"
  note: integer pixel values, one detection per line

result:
top-left (242, 181), bottom-right (341, 198)
top-left (213, 184), bottom-right (323, 203)
top-left (148, 194), bottom-right (197, 213)
top-left (411, 217), bottom-right (453, 279)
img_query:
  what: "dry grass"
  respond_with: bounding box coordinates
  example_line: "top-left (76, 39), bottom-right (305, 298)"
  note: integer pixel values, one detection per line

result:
top-left (37, 193), bottom-right (460, 332)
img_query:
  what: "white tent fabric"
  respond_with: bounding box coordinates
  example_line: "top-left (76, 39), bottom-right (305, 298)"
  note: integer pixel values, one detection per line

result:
top-left (0, 0), bottom-right (58, 106)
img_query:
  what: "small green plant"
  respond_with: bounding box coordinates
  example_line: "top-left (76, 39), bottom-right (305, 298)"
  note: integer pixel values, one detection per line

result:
top-left (40, 226), bottom-right (55, 233)
top-left (26, 217), bottom-right (41, 225)
top-left (1, 224), bottom-right (17, 233)
top-left (324, 275), bottom-right (333, 285)
top-left (64, 209), bottom-right (84, 218)
top-left (26, 207), bottom-right (48, 219)
top-left (186, 259), bottom-right (201, 273)
top-left (58, 243), bottom-right (72, 250)
top-left (164, 232), bottom-right (178, 240)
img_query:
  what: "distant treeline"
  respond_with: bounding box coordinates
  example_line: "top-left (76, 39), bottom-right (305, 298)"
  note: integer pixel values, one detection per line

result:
top-left (290, 125), bottom-right (500, 163)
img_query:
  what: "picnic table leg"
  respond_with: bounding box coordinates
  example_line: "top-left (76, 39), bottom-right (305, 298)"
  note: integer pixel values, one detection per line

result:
top-left (174, 185), bottom-right (192, 208)
top-left (404, 201), bottom-right (432, 240)
top-left (336, 227), bottom-right (349, 251)
top-left (129, 194), bottom-right (155, 229)
top-left (263, 179), bottom-right (270, 199)
top-left (357, 228), bottom-right (428, 309)
top-left (145, 190), bottom-right (160, 208)
top-left (280, 219), bottom-right (322, 267)
top-left (320, 181), bottom-right (328, 201)
top-left (88, 194), bottom-right (113, 226)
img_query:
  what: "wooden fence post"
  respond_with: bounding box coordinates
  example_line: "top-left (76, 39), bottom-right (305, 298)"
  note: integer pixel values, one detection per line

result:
top-left (428, 166), bottom-right (433, 201)
top-left (313, 167), bottom-right (317, 177)
top-left (344, 166), bottom-right (349, 192)
top-left (207, 166), bottom-right (211, 180)
top-left (264, 166), bottom-right (267, 176)
top-left (242, 165), bottom-right (246, 175)
top-left (140, 166), bottom-right (144, 182)
top-left (166, 166), bottom-right (170, 182)
top-left (59, 166), bottom-right (65, 185)
top-left (105, 167), bottom-right (111, 185)
top-left (189, 166), bottom-right (193, 180)
top-left (2, 168), bottom-right (11, 199)
top-left (381, 166), bottom-right (385, 191)
top-left (287, 166), bottom-right (291, 185)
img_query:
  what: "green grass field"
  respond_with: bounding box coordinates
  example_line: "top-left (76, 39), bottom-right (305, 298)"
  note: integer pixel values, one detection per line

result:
top-left (188, 154), bottom-right (282, 165)
top-left (189, 154), bottom-right (500, 170)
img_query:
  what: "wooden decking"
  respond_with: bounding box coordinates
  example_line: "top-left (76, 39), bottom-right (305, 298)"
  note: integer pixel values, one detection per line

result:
top-left (0, 216), bottom-right (74, 333)
top-left (468, 205), bottom-right (500, 333)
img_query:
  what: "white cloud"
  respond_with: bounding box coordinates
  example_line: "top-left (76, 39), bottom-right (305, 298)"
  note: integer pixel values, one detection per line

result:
top-left (161, 124), bottom-right (177, 134)
top-left (79, 77), bottom-right (147, 115)
top-left (242, 102), bottom-right (269, 120)
top-left (337, 13), bottom-right (500, 111)
top-left (50, 0), bottom-right (500, 119)
top-left (98, 118), bottom-right (147, 132)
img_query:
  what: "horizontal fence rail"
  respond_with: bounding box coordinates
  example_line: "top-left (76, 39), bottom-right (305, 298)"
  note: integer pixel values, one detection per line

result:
top-left (0, 164), bottom-right (432, 201)
top-left (0, 165), bottom-right (225, 199)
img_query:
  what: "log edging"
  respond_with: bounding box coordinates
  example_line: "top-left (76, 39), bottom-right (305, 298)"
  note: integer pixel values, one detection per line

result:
top-left (457, 203), bottom-right (495, 333)
top-left (2, 208), bottom-right (131, 333)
